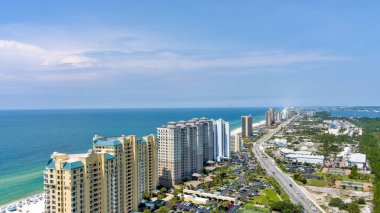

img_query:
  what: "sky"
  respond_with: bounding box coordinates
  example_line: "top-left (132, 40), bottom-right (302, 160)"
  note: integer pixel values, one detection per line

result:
top-left (0, 1), bottom-right (379, 109)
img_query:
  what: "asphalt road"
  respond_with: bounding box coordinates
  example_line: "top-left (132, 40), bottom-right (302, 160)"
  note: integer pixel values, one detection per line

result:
top-left (251, 116), bottom-right (325, 213)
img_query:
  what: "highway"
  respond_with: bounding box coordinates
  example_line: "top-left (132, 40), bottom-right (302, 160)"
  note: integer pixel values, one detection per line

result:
top-left (251, 116), bottom-right (325, 213)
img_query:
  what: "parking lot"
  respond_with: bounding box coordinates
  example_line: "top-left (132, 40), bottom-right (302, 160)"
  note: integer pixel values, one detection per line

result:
top-left (217, 151), bottom-right (267, 202)
top-left (175, 202), bottom-right (211, 213)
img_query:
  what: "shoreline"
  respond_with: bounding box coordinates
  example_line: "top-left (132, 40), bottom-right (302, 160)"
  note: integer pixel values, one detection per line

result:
top-left (0, 119), bottom-right (266, 212)
top-left (0, 193), bottom-right (44, 213)
top-left (231, 120), bottom-right (266, 135)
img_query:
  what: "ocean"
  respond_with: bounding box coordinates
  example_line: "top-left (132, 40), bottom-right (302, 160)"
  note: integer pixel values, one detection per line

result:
top-left (0, 107), bottom-right (268, 205)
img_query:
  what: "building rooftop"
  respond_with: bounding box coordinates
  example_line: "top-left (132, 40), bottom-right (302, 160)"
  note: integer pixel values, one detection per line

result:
top-left (93, 139), bottom-right (122, 146)
top-left (349, 153), bottom-right (366, 163)
top-left (105, 153), bottom-right (116, 160)
top-left (63, 161), bottom-right (84, 170)
top-left (47, 159), bottom-right (55, 169)
top-left (286, 154), bottom-right (324, 160)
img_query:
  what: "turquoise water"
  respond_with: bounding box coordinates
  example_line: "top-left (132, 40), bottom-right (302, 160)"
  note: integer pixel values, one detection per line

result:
top-left (0, 108), bottom-right (268, 205)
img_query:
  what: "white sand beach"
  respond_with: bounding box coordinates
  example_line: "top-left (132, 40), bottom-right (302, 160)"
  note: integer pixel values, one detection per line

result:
top-left (0, 194), bottom-right (44, 213)
top-left (231, 120), bottom-right (266, 135)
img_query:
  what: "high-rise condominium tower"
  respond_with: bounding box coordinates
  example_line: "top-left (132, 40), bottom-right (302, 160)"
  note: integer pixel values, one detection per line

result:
top-left (241, 115), bottom-right (253, 137)
top-left (231, 132), bottom-right (243, 153)
top-left (266, 108), bottom-right (276, 127)
top-left (44, 135), bottom-right (157, 213)
top-left (157, 118), bottom-right (213, 187)
top-left (213, 119), bottom-right (230, 162)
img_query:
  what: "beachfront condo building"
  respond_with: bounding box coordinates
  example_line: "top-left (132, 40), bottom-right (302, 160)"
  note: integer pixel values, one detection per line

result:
top-left (266, 107), bottom-right (275, 127)
top-left (44, 134), bottom-right (157, 213)
top-left (212, 119), bottom-right (231, 161)
top-left (241, 115), bottom-right (253, 137)
top-left (231, 132), bottom-right (243, 153)
top-left (157, 118), bottom-right (214, 187)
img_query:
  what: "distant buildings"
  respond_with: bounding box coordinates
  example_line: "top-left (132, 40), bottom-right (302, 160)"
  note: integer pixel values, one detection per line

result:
top-left (241, 115), bottom-right (252, 137)
top-left (157, 118), bottom-right (214, 187)
top-left (266, 108), bottom-right (289, 127)
top-left (44, 134), bottom-right (157, 213)
top-left (212, 119), bottom-right (230, 162)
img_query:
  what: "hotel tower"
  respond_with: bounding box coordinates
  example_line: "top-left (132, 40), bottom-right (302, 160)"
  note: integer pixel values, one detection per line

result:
top-left (157, 118), bottom-right (214, 187)
top-left (44, 134), bottom-right (157, 213)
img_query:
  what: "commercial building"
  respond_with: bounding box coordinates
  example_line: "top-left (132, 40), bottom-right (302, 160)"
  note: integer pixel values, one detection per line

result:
top-left (157, 118), bottom-right (214, 187)
top-left (284, 154), bottom-right (324, 165)
top-left (335, 180), bottom-right (371, 191)
top-left (280, 148), bottom-right (311, 156)
top-left (241, 115), bottom-right (252, 137)
top-left (269, 138), bottom-right (287, 147)
top-left (347, 153), bottom-right (366, 169)
top-left (44, 134), bottom-right (157, 213)
top-left (212, 119), bottom-right (230, 161)
top-left (280, 148), bottom-right (324, 165)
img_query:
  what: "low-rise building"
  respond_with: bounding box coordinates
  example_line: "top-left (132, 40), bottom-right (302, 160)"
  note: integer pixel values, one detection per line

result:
top-left (280, 148), bottom-right (311, 156)
top-left (321, 167), bottom-right (351, 176)
top-left (335, 180), bottom-right (371, 191)
top-left (183, 189), bottom-right (237, 204)
top-left (269, 138), bottom-right (287, 147)
top-left (183, 194), bottom-right (210, 204)
top-left (284, 154), bottom-right (324, 165)
top-left (347, 153), bottom-right (366, 169)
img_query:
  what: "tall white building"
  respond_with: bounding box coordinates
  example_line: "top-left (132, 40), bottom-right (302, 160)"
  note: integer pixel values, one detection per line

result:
top-left (213, 119), bottom-right (230, 162)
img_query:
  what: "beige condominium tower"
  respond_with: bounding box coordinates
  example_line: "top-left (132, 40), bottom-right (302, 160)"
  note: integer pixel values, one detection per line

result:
top-left (241, 115), bottom-right (253, 138)
top-left (157, 118), bottom-right (213, 187)
top-left (266, 107), bottom-right (275, 127)
top-left (44, 134), bottom-right (157, 213)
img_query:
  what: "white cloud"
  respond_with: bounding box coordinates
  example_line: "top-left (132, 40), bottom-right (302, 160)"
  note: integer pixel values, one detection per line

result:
top-left (0, 40), bottom-right (94, 71)
top-left (0, 38), bottom-right (345, 82)
top-left (90, 50), bottom-right (345, 72)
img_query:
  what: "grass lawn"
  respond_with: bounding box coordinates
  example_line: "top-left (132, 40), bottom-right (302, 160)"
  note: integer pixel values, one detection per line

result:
top-left (237, 203), bottom-right (270, 213)
top-left (265, 189), bottom-right (281, 202)
top-left (307, 179), bottom-right (329, 187)
top-left (251, 188), bottom-right (281, 206)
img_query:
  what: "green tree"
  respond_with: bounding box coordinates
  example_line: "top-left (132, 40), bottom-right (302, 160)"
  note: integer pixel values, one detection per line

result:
top-left (142, 209), bottom-right (152, 213)
top-left (156, 206), bottom-right (170, 213)
top-left (142, 192), bottom-right (151, 200)
top-left (349, 165), bottom-right (358, 179)
top-left (346, 202), bottom-right (360, 213)
top-left (270, 201), bottom-right (303, 213)
top-left (356, 197), bottom-right (366, 205)
top-left (329, 198), bottom-right (345, 208)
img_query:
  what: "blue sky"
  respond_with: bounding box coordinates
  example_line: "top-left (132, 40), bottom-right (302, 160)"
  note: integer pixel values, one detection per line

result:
top-left (0, 1), bottom-right (379, 109)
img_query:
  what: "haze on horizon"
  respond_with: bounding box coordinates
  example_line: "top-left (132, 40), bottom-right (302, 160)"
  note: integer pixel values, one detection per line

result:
top-left (0, 1), bottom-right (379, 109)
